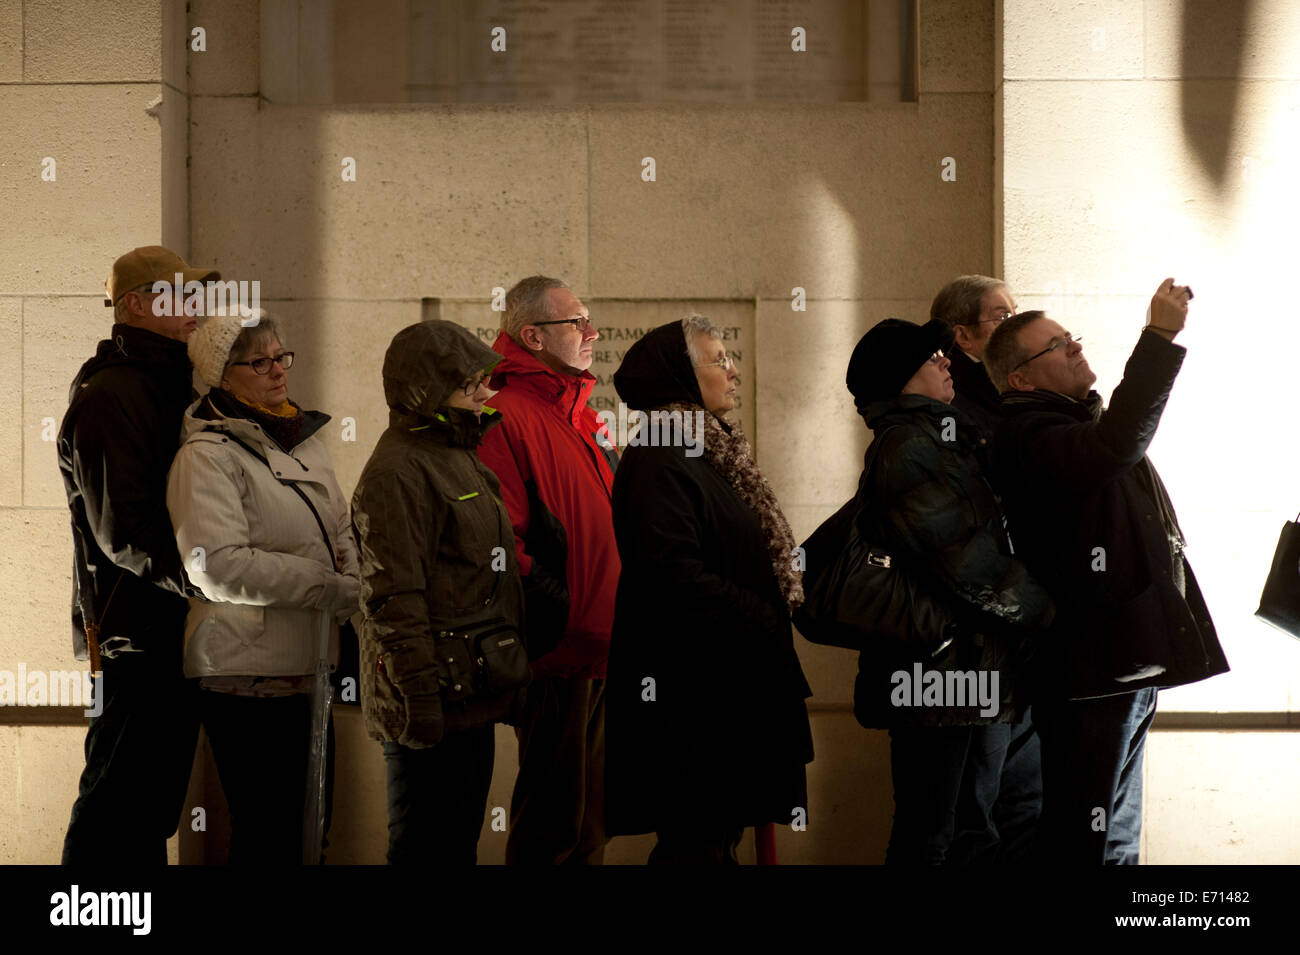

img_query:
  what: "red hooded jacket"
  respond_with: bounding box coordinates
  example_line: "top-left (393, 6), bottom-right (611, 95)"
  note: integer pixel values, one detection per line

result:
top-left (477, 330), bottom-right (621, 679)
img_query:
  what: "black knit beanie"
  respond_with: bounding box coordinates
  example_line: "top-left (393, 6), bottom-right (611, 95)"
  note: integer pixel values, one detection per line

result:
top-left (845, 318), bottom-right (955, 411)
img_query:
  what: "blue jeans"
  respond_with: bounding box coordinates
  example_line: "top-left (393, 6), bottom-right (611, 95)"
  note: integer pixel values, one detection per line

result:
top-left (382, 724), bottom-right (495, 865)
top-left (949, 712), bottom-right (1042, 865)
top-left (1033, 688), bottom-right (1156, 864)
top-left (887, 717), bottom-right (1040, 865)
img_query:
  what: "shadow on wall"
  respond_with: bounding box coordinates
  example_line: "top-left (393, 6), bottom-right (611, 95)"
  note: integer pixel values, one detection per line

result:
top-left (1181, 0), bottom-right (1253, 188)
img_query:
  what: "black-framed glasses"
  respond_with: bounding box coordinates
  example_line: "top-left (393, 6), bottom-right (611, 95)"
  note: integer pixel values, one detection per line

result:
top-left (693, 353), bottom-right (734, 371)
top-left (1011, 334), bottom-right (1080, 372)
top-left (229, 351), bottom-right (294, 375)
top-left (460, 372), bottom-right (492, 396)
top-left (532, 315), bottom-right (593, 331)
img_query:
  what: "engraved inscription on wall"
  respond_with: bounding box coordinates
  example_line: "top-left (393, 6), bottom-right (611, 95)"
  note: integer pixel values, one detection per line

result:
top-left (328, 1), bottom-right (912, 105)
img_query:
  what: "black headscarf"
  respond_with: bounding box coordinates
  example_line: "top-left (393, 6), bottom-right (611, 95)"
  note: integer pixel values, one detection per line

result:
top-left (613, 320), bottom-right (705, 410)
top-left (610, 318), bottom-right (804, 610)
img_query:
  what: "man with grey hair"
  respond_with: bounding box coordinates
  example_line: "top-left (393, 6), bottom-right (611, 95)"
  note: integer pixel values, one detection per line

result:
top-left (930, 274), bottom-right (1017, 438)
top-left (477, 275), bottom-right (620, 864)
top-left (924, 276), bottom-right (1042, 864)
top-left (58, 245), bottom-right (219, 864)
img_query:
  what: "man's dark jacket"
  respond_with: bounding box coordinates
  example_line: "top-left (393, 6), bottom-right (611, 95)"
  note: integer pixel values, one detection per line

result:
top-left (988, 330), bottom-right (1229, 700)
top-left (948, 344), bottom-right (1003, 439)
top-left (58, 323), bottom-right (194, 659)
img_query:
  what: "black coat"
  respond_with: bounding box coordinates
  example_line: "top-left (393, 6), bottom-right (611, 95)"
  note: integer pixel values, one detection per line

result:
top-left (854, 396), bottom-right (1055, 727)
top-left (58, 323), bottom-right (195, 658)
top-left (988, 330), bottom-right (1230, 700)
top-left (605, 322), bottom-right (813, 836)
top-left (948, 345), bottom-right (1003, 439)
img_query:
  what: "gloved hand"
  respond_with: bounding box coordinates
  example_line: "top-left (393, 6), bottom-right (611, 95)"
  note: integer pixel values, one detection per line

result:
top-left (324, 571), bottom-right (361, 615)
top-left (397, 691), bottom-right (445, 749)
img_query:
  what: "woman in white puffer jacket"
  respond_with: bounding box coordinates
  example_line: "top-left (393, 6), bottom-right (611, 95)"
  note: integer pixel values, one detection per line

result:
top-left (166, 310), bottom-right (360, 864)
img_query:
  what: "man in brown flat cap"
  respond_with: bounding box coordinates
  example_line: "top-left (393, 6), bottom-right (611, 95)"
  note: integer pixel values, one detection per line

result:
top-left (58, 246), bottom-right (220, 865)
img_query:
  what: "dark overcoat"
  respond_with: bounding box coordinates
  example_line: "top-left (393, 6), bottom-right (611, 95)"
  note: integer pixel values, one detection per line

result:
top-left (988, 330), bottom-right (1230, 700)
top-left (605, 322), bottom-right (813, 836)
top-left (948, 344), bottom-right (1003, 439)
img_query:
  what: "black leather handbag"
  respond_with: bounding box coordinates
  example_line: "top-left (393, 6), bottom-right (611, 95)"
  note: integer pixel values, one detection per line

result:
top-left (1256, 511), bottom-right (1300, 640)
top-left (794, 430), bottom-right (953, 652)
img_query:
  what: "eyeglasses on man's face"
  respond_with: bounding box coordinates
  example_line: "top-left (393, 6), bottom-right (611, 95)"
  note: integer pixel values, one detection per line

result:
top-left (1012, 334), bottom-right (1081, 372)
top-left (966, 310), bottom-right (1015, 327)
top-left (532, 314), bottom-right (593, 332)
top-left (925, 350), bottom-right (947, 366)
top-left (460, 372), bottom-right (492, 397)
top-left (693, 352), bottom-right (735, 372)
top-left (229, 351), bottom-right (294, 375)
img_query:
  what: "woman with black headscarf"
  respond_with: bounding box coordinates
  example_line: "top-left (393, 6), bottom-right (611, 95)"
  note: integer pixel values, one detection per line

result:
top-left (604, 315), bottom-right (813, 865)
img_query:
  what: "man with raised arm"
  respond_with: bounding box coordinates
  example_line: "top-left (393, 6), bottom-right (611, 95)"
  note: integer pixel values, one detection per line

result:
top-left (982, 278), bottom-right (1229, 864)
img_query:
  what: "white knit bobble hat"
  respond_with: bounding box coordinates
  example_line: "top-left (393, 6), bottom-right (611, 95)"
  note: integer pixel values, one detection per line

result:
top-left (189, 309), bottom-right (266, 388)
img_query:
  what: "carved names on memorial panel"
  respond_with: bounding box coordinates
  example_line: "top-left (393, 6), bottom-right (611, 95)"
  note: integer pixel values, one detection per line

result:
top-left (396, 0), bottom-right (877, 104)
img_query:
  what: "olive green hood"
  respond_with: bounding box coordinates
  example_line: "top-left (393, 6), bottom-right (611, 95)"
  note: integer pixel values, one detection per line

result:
top-left (382, 320), bottom-right (501, 418)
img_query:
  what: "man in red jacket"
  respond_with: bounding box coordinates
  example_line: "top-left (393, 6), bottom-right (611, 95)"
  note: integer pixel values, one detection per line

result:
top-left (478, 275), bottom-right (621, 864)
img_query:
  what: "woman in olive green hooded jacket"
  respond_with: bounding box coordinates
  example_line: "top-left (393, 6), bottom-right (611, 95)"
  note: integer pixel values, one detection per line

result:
top-left (351, 319), bottom-right (528, 865)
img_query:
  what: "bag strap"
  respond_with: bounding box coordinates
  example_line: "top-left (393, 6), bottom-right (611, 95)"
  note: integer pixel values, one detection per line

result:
top-left (203, 427), bottom-right (337, 568)
top-left (857, 425), bottom-right (899, 504)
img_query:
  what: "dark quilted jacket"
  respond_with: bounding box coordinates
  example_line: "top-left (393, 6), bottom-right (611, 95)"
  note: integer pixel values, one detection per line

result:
top-left (854, 395), bottom-right (1055, 727)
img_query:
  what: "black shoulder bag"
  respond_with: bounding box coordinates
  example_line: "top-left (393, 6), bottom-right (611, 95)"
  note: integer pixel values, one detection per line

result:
top-left (1256, 510), bottom-right (1300, 640)
top-left (794, 428), bottom-right (953, 651)
top-left (428, 496), bottom-right (531, 703)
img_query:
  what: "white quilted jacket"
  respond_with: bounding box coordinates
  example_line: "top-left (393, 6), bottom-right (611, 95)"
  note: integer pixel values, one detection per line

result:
top-left (166, 396), bottom-right (360, 678)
